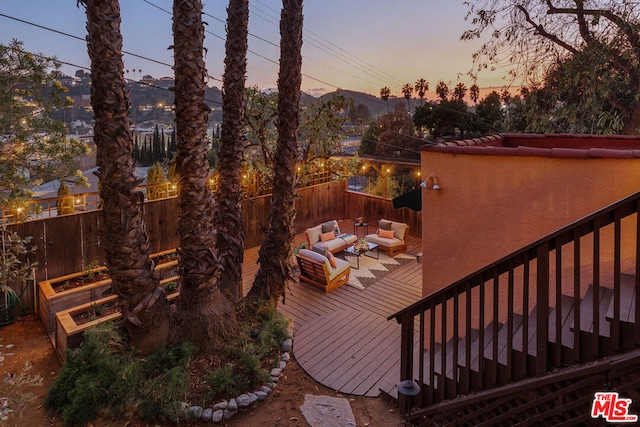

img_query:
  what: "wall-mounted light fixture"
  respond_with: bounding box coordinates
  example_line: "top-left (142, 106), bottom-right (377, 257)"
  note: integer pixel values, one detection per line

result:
top-left (420, 173), bottom-right (440, 190)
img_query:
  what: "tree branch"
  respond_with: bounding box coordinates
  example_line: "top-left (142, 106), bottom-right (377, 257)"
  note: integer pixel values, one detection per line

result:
top-left (516, 5), bottom-right (579, 54)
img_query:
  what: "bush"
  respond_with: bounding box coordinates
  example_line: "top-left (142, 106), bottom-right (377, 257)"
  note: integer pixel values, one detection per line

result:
top-left (205, 304), bottom-right (290, 402)
top-left (45, 323), bottom-right (194, 426)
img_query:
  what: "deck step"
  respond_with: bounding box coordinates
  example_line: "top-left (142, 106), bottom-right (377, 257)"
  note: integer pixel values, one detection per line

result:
top-left (511, 295), bottom-right (575, 357)
top-left (605, 274), bottom-right (636, 323)
top-left (569, 285), bottom-right (613, 338)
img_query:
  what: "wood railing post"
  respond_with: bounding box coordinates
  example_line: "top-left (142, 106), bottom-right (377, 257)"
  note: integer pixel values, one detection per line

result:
top-left (536, 244), bottom-right (549, 376)
top-left (399, 311), bottom-right (415, 415)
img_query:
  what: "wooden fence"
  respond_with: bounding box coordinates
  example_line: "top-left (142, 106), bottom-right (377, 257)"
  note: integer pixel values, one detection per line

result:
top-left (7, 180), bottom-right (421, 313)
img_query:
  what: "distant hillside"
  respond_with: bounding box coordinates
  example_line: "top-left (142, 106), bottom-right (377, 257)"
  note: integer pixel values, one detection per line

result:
top-left (320, 89), bottom-right (407, 119)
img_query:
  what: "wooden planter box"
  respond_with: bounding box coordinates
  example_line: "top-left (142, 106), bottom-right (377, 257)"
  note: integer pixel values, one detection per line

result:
top-left (54, 276), bottom-right (180, 363)
top-left (39, 250), bottom-right (179, 340)
top-left (54, 294), bottom-right (122, 362)
top-left (38, 267), bottom-right (112, 340)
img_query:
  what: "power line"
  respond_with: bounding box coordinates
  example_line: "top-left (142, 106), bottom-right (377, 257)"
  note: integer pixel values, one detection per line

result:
top-left (252, 0), bottom-right (406, 88)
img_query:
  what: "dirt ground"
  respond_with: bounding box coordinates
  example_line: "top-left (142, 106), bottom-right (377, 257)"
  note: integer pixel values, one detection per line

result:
top-left (0, 315), bottom-right (406, 427)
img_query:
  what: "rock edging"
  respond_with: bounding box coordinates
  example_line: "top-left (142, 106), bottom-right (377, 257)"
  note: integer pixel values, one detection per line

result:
top-left (182, 337), bottom-right (293, 423)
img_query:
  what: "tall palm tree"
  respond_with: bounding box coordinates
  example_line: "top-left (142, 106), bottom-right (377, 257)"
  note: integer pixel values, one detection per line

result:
top-left (435, 80), bottom-right (449, 101)
top-left (469, 83), bottom-right (480, 104)
top-left (401, 83), bottom-right (413, 111)
top-left (380, 86), bottom-right (391, 114)
top-left (215, 0), bottom-right (249, 301)
top-left (248, 0), bottom-right (303, 304)
top-left (415, 78), bottom-right (429, 105)
top-left (170, 0), bottom-right (236, 351)
top-left (80, 0), bottom-right (169, 352)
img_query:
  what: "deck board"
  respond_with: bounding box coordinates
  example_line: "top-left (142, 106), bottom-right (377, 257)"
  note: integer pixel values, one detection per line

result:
top-left (241, 220), bottom-right (423, 398)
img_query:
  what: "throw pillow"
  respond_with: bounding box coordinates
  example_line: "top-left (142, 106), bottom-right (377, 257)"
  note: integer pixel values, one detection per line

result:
top-left (378, 228), bottom-right (395, 239)
top-left (321, 221), bottom-right (336, 233)
top-left (320, 231), bottom-right (335, 242)
top-left (378, 219), bottom-right (393, 230)
top-left (326, 251), bottom-right (337, 268)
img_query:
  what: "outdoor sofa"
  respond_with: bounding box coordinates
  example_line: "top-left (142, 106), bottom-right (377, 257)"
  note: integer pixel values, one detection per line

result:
top-left (295, 248), bottom-right (351, 293)
top-left (365, 219), bottom-right (409, 257)
top-left (305, 220), bottom-right (357, 254)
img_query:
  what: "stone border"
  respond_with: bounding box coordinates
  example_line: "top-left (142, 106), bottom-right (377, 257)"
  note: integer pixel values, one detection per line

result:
top-left (181, 337), bottom-right (293, 423)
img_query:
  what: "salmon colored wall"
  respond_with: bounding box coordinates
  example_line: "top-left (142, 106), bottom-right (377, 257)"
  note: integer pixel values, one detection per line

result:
top-left (421, 151), bottom-right (640, 297)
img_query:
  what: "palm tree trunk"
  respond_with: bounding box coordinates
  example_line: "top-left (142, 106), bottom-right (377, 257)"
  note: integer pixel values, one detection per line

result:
top-left (170, 0), bottom-right (237, 352)
top-left (248, 0), bottom-right (303, 304)
top-left (215, 0), bottom-right (249, 301)
top-left (82, 0), bottom-right (169, 352)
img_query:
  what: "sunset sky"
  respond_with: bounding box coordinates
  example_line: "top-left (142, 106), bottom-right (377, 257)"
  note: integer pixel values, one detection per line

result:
top-left (0, 1), bottom-right (511, 98)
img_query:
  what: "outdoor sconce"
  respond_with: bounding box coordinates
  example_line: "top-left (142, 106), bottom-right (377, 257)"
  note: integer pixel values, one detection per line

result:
top-left (420, 173), bottom-right (440, 190)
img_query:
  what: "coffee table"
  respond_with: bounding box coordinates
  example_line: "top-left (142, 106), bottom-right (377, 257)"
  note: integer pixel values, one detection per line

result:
top-left (343, 242), bottom-right (379, 269)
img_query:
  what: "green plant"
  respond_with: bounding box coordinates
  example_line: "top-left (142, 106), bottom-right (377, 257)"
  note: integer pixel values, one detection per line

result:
top-left (46, 323), bottom-right (194, 426)
top-left (83, 260), bottom-right (102, 281)
top-left (0, 361), bottom-right (43, 425)
top-left (163, 281), bottom-right (179, 293)
top-left (205, 304), bottom-right (290, 401)
top-left (146, 162), bottom-right (168, 201)
top-left (292, 242), bottom-right (307, 255)
top-left (56, 183), bottom-right (75, 216)
top-left (0, 227), bottom-right (37, 325)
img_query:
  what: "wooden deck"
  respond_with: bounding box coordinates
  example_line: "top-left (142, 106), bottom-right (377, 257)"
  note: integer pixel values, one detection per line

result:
top-left (242, 220), bottom-right (423, 398)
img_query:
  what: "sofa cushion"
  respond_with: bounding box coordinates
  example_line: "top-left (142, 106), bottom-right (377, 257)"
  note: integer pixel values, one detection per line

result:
top-left (322, 220), bottom-right (339, 235)
top-left (390, 221), bottom-right (408, 240)
top-left (378, 228), bottom-right (395, 239)
top-left (298, 248), bottom-right (331, 270)
top-left (326, 251), bottom-right (337, 268)
top-left (306, 224), bottom-right (323, 244)
top-left (365, 233), bottom-right (404, 248)
top-left (328, 257), bottom-right (350, 280)
top-left (320, 231), bottom-right (335, 242)
top-left (378, 219), bottom-right (393, 230)
top-left (312, 233), bottom-right (356, 253)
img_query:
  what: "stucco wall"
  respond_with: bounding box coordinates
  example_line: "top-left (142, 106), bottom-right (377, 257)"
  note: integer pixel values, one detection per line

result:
top-left (421, 151), bottom-right (640, 297)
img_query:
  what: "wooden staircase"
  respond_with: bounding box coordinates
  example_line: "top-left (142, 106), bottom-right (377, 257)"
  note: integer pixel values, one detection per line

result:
top-left (389, 192), bottom-right (640, 425)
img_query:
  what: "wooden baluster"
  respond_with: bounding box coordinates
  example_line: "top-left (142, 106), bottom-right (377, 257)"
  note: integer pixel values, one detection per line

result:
top-left (439, 296), bottom-right (446, 401)
top-left (418, 310), bottom-right (425, 407)
top-left (593, 217), bottom-right (600, 358)
top-left (478, 280), bottom-right (485, 388)
top-left (452, 291), bottom-right (459, 397)
top-left (399, 311), bottom-right (415, 414)
top-left (490, 271), bottom-right (499, 387)
top-left (636, 201), bottom-right (640, 345)
top-left (463, 282), bottom-right (472, 394)
top-left (573, 229), bottom-right (581, 362)
top-left (536, 244), bottom-right (549, 376)
top-left (523, 253), bottom-right (530, 374)
top-left (507, 262), bottom-right (514, 382)
top-left (555, 237), bottom-right (563, 366)
top-left (429, 301), bottom-right (436, 404)
top-left (613, 211), bottom-right (621, 352)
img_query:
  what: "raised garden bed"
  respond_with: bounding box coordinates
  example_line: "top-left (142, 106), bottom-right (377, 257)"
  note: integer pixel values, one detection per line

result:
top-left (54, 275), bottom-right (180, 363)
top-left (39, 250), bottom-right (179, 340)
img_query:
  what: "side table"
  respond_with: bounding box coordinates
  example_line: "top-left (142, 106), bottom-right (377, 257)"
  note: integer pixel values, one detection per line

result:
top-left (353, 221), bottom-right (368, 238)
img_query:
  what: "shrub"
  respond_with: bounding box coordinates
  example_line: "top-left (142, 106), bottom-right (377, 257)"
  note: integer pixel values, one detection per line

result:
top-left (45, 323), bottom-right (194, 426)
top-left (146, 162), bottom-right (167, 200)
top-left (56, 183), bottom-right (74, 216)
top-left (205, 303), bottom-right (290, 402)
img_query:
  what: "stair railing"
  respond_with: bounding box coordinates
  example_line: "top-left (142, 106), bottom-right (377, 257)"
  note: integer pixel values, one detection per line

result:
top-left (390, 190), bottom-right (640, 414)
